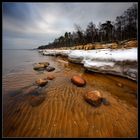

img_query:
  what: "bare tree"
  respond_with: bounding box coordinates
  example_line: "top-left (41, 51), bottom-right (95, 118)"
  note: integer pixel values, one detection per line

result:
top-left (74, 24), bottom-right (85, 45)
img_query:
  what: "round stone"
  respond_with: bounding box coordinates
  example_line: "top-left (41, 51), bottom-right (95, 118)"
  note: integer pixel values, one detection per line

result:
top-left (46, 66), bottom-right (55, 72)
top-left (84, 90), bottom-right (102, 107)
top-left (35, 79), bottom-right (48, 87)
top-left (71, 75), bottom-right (86, 87)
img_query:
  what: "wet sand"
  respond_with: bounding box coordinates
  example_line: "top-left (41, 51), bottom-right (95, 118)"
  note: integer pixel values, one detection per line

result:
top-left (3, 56), bottom-right (137, 137)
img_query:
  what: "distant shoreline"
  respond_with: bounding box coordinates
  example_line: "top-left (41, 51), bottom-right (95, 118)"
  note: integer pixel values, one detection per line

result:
top-left (3, 48), bottom-right (37, 50)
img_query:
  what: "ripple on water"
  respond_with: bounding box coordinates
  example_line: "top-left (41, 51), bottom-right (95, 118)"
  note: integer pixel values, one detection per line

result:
top-left (3, 56), bottom-right (137, 137)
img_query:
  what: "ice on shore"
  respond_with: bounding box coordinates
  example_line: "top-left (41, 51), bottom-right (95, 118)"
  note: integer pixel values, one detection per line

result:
top-left (39, 48), bottom-right (137, 81)
top-left (68, 48), bottom-right (137, 62)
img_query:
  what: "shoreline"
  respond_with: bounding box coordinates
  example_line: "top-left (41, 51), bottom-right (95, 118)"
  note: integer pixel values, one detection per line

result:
top-left (38, 48), bottom-right (137, 81)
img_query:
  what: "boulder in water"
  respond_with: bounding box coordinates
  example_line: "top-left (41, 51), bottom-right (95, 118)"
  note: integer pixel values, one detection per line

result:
top-left (33, 64), bottom-right (45, 71)
top-left (84, 90), bottom-right (102, 107)
top-left (23, 86), bottom-right (38, 95)
top-left (35, 79), bottom-right (48, 87)
top-left (46, 75), bottom-right (55, 80)
top-left (46, 66), bottom-right (55, 72)
top-left (71, 75), bottom-right (86, 87)
top-left (38, 62), bottom-right (50, 67)
top-left (29, 96), bottom-right (45, 107)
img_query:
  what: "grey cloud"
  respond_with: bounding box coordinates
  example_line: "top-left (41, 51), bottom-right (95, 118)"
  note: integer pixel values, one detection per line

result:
top-left (3, 2), bottom-right (136, 49)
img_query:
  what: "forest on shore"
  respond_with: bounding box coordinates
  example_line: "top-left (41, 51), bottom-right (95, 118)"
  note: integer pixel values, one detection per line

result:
top-left (38, 4), bottom-right (137, 49)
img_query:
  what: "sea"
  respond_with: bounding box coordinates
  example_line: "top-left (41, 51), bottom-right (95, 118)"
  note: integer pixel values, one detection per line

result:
top-left (2, 49), bottom-right (137, 137)
top-left (2, 49), bottom-right (47, 76)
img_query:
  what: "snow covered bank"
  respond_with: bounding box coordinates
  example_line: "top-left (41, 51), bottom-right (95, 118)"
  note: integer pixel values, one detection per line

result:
top-left (41, 50), bottom-right (71, 57)
top-left (39, 48), bottom-right (137, 81)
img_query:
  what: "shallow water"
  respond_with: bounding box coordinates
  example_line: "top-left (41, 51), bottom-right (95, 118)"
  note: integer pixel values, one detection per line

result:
top-left (2, 50), bottom-right (137, 137)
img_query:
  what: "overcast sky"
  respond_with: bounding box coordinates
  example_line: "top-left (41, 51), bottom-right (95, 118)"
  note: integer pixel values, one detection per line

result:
top-left (3, 2), bottom-right (136, 49)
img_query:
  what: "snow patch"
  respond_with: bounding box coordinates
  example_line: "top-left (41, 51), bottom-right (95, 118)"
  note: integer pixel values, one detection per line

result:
top-left (64, 48), bottom-right (137, 62)
top-left (84, 60), bottom-right (115, 68)
top-left (39, 48), bottom-right (137, 81)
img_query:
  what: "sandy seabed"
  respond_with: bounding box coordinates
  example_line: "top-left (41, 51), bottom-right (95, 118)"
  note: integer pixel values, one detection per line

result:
top-left (3, 56), bottom-right (137, 138)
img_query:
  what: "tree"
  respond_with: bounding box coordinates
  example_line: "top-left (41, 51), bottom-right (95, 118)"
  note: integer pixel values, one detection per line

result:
top-left (115, 16), bottom-right (122, 41)
top-left (74, 24), bottom-right (85, 45)
top-left (38, 4), bottom-right (137, 49)
top-left (68, 32), bottom-right (73, 47)
top-left (101, 21), bottom-right (113, 42)
top-left (85, 22), bottom-right (96, 43)
top-left (64, 32), bottom-right (69, 47)
top-left (58, 36), bottom-right (65, 47)
top-left (115, 3), bottom-right (137, 41)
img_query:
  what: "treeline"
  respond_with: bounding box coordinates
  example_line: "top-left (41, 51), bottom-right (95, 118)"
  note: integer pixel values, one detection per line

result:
top-left (38, 4), bottom-right (137, 49)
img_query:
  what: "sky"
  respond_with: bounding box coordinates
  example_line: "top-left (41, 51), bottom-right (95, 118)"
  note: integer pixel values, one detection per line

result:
top-left (2, 2), bottom-right (136, 49)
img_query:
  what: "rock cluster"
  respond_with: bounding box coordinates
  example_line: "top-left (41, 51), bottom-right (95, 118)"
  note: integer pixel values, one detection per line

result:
top-left (70, 75), bottom-right (110, 107)
top-left (32, 61), bottom-right (110, 108)
top-left (33, 62), bottom-right (55, 87)
top-left (25, 62), bottom-right (56, 107)
top-left (33, 62), bottom-right (55, 72)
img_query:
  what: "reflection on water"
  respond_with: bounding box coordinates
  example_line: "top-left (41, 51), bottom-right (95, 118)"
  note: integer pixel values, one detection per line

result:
top-left (3, 51), bottom-right (137, 137)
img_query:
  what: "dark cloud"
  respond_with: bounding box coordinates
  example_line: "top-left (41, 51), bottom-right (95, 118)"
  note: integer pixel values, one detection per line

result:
top-left (3, 3), bottom-right (31, 22)
top-left (2, 2), bottom-right (136, 49)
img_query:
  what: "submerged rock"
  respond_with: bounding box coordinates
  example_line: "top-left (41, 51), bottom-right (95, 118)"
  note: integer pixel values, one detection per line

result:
top-left (38, 62), bottom-right (50, 67)
top-left (33, 64), bottom-right (45, 71)
top-left (29, 96), bottom-right (45, 107)
top-left (33, 62), bottom-right (49, 71)
top-left (35, 79), bottom-right (48, 87)
top-left (71, 75), bottom-right (86, 87)
top-left (102, 98), bottom-right (110, 106)
top-left (23, 86), bottom-right (39, 95)
top-left (9, 89), bottom-right (23, 97)
top-left (46, 75), bottom-right (55, 80)
top-left (46, 66), bottom-right (55, 72)
top-left (117, 83), bottom-right (123, 87)
top-left (84, 90), bottom-right (102, 107)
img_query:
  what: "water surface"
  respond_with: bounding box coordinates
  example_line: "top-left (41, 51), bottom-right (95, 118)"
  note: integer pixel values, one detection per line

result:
top-left (2, 49), bottom-right (137, 137)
